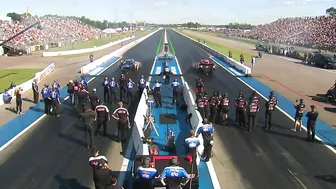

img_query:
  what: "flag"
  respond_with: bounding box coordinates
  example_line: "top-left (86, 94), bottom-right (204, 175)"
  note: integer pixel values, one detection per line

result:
top-left (26, 7), bottom-right (29, 16)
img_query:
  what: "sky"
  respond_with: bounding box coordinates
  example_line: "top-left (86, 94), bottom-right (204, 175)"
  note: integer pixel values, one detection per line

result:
top-left (0, 0), bottom-right (335, 25)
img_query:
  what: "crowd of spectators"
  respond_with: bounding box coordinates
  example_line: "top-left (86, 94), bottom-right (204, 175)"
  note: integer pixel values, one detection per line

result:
top-left (0, 15), bottom-right (109, 49)
top-left (206, 16), bottom-right (336, 50)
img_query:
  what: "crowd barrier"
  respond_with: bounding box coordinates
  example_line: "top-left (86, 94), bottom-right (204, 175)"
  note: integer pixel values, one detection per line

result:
top-left (80, 29), bottom-right (161, 74)
top-left (42, 36), bottom-right (135, 57)
top-left (0, 63), bottom-right (55, 106)
top-left (174, 30), bottom-right (252, 76)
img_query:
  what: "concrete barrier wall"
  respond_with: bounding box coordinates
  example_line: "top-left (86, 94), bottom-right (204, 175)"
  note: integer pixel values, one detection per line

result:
top-left (0, 63), bottom-right (55, 106)
top-left (174, 30), bottom-right (252, 76)
top-left (80, 29), bottom-right (161, 75)
top-left (42, 36), bottom-right (135, 57)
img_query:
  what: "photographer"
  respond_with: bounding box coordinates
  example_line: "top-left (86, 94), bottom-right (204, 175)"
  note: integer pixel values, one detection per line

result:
top-left (15, 87), bottom-right (23, 114)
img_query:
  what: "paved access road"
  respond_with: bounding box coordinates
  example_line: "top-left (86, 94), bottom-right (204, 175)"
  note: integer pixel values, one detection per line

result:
top-left (0, 31), bottom-right (150, 128)
top-left (0, 30), bottom-right (164, 189)
top-left (168, 29), bottom-right (336, 189)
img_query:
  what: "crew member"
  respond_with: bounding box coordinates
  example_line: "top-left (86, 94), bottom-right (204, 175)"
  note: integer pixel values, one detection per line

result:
top-left (80, 106), bottom-right (97, 149)
top-left (196, 118), bottom-right (214, 162)
top-left (67, 80), bottom-right (75, 105)
top-left (209, 92), bottom-right (219, 123)
top-left (228, 51), bottom-right (232, 58)
top-left (292, 99), bottom-right (305, 132)
top-left (247, 91), bottom-right (259, 126)
top-left (89, 88), bottom-right (100, 110)
top-left (109, 77), bottom-right (119, 104)
top-left (203, 92), bottom-right (209, 119)
top-left (171, 78), bottom-right (180, 105)
top-left (41, 84), bottom-right (51, 115)
top-left (160, 157), bottom-right (190, 188)
top-left (80, 77), bottom-right (89, 91)
top-left (196, 93), bottom-right (205, 120)
top-left (77, 87), bottom-right (90, 113)
top-left (235, 92), bottom-right (246, 127)
top-left (269, 91), bottom-right (278, 105)
top-left (247, 97), bottom-right (260, 132)
top-left (195, 78), bottom-right (204, 95)
top-left (52, 80), bottom-right (60, 95)
top-left (216, 91), bottom-right (222, 123)
top-left (89, 53), bottom-right (94, 63)
top-left (109, 177), bottom-right (124, 189)
top-left (15, 87), bottom-right (23, 114)
top-left (306, 105), bottom-right (319, 142)
top-left (220, 92), bottom-right (230, 124)
top-left (126, 78), bottom-right (135, 104)
top-left (50, 87), bottom-right (61, 117)
top-left (152, 80), bottom-right (162, 108)
top-left (89, 150), bottom-right (111, 170)
top-left (184, 130), bottom-right (200, 161)
top-left (264, 95), bottom-right (277, 130)
top-left (73, 81), bottom-right (80, 106)
top-left (103, 77), bottom-right (110, 102)
top-left (134, 157), bottom-right (158, 189)
top-left (119, 74), bottom-right (127, 102)
top-left (240, 54), bottom-right (244, 64)
top-left (92, 159), bottom-right (111, 189)
top-left (163, 66), bottom-right (171, 84)
top-left (95, 101), bottom-right (110, 136)
top-left (32, 79), bottom-right (39, 104)
top-left (137, 75), bottom-right (146, 97)
top-left (112, 102), bottom-right (130, 143)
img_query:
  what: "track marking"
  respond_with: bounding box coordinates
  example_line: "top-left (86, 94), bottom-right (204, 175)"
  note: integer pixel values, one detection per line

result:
top-left (287, 168), bottom-right (308, 189)
top-left (0, 57), bottom-right (122, 152)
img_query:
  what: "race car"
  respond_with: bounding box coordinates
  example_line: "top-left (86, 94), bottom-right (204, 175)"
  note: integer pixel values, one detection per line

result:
top-left (119, 59), bottom-right (141, 72)
top-left (194, 59), bottom-right (215, 75)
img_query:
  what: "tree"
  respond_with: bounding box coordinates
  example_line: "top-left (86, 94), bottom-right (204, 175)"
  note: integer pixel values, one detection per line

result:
top-left (6, 12), bottom-right (22, 22)
top-left (326, 7), bottom-right (336, 17)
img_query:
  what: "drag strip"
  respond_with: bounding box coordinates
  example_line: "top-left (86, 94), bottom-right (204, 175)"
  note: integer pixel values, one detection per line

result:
top-left (168, 30), bottom-right (336, 189)
top-left (0, 30), bottom-right (163, 189)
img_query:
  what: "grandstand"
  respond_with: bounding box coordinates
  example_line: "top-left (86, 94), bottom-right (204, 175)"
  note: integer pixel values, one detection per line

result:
top-left (196, 16), bottom-right (336, 51)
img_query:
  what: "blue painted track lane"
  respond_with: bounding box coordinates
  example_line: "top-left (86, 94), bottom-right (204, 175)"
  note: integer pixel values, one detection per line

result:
top-left (0, 56), bottom-right (121, 148)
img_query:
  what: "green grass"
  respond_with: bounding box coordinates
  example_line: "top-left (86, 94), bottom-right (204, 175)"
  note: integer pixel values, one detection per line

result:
top-left (46, 30), bottom-right (149, 52)
top-left (179, 30), bottom-right (254, 62)
top-left (156, 33), bottom-right (163, 55)
top-left (0, 69), bottom-right (41, 92)
top-left (167, 35), bottom-right (175, 55)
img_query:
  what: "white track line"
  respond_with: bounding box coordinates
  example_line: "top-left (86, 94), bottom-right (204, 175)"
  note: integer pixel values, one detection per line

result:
top-left (0, 57), bottom-right (122, 152)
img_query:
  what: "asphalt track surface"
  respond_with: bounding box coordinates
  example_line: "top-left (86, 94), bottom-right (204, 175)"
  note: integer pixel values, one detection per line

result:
top-left (167, 30), bottom-right (336, 189)
top-left (0, 30), bottom-right (163, 189)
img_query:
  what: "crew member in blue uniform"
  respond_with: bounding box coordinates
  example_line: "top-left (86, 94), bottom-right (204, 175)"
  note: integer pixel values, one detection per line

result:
top-left (152, 80), bottom-right (162, 108)
top-left (184, 130), bottom-right (200, 161)
top-left (163, 66), bottom-right (171, 84)
top-left (32, 79), bottom-right (39, 103)
top-left (80, 77), bottom-right (89, 91)
top-left (160, 157), bottom-right (190, 188)
top-left (50, 87), bottom-right (61, 117)
top-left (134, 157), bottom-right (158, 189)
top-left (109, 77), bottom-right (119, 104)
top-left (41, 84), bottom-right (51, 115)
top-left (103, 77), bottom-right (110, 102)
top-left (52, 80), bottom-right (60, 96)
top-left (137, 75), bottom-right (146, 97)
top-left (171, 78), bottom-right (180, 105)
top-left (126, 78), bottom-right (135, 104)
top-left (196, 118), bottom-right (214, 162)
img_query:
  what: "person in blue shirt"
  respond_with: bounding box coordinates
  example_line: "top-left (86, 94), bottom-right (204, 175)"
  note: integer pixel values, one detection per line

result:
top-left (52, 80), bottom-right (61, 96)
top-left (152, 80), bottom-right (162, 108)
top-left (171, 79), bottom-right (180, 105)
top-left (160, 157), bottom-right (190, 188)
top-left (133, 157), bottom-right (158, 189)
top-left (32, 79), bottom-right (39, 104)
top-left (80, 77), bottom-right (88, 91)
top-left (2, 89), bottom-right (12, 104)
top-left (50, 87), bottom-right (61, 117)
top-left (102, 77), bottom-right (110, 102)
top-left (109, 77), bottom-right (119, 104)
top-left (41, 84), bottom-right (51, 115)
top-left (184, 130), bottom-right (200, 161)
top-left (196, 118), bottom-right (214, 162)
top-left (137, 75), bottom-right (146, 97)
top-left (126, 78), bottom-right (135, 104)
